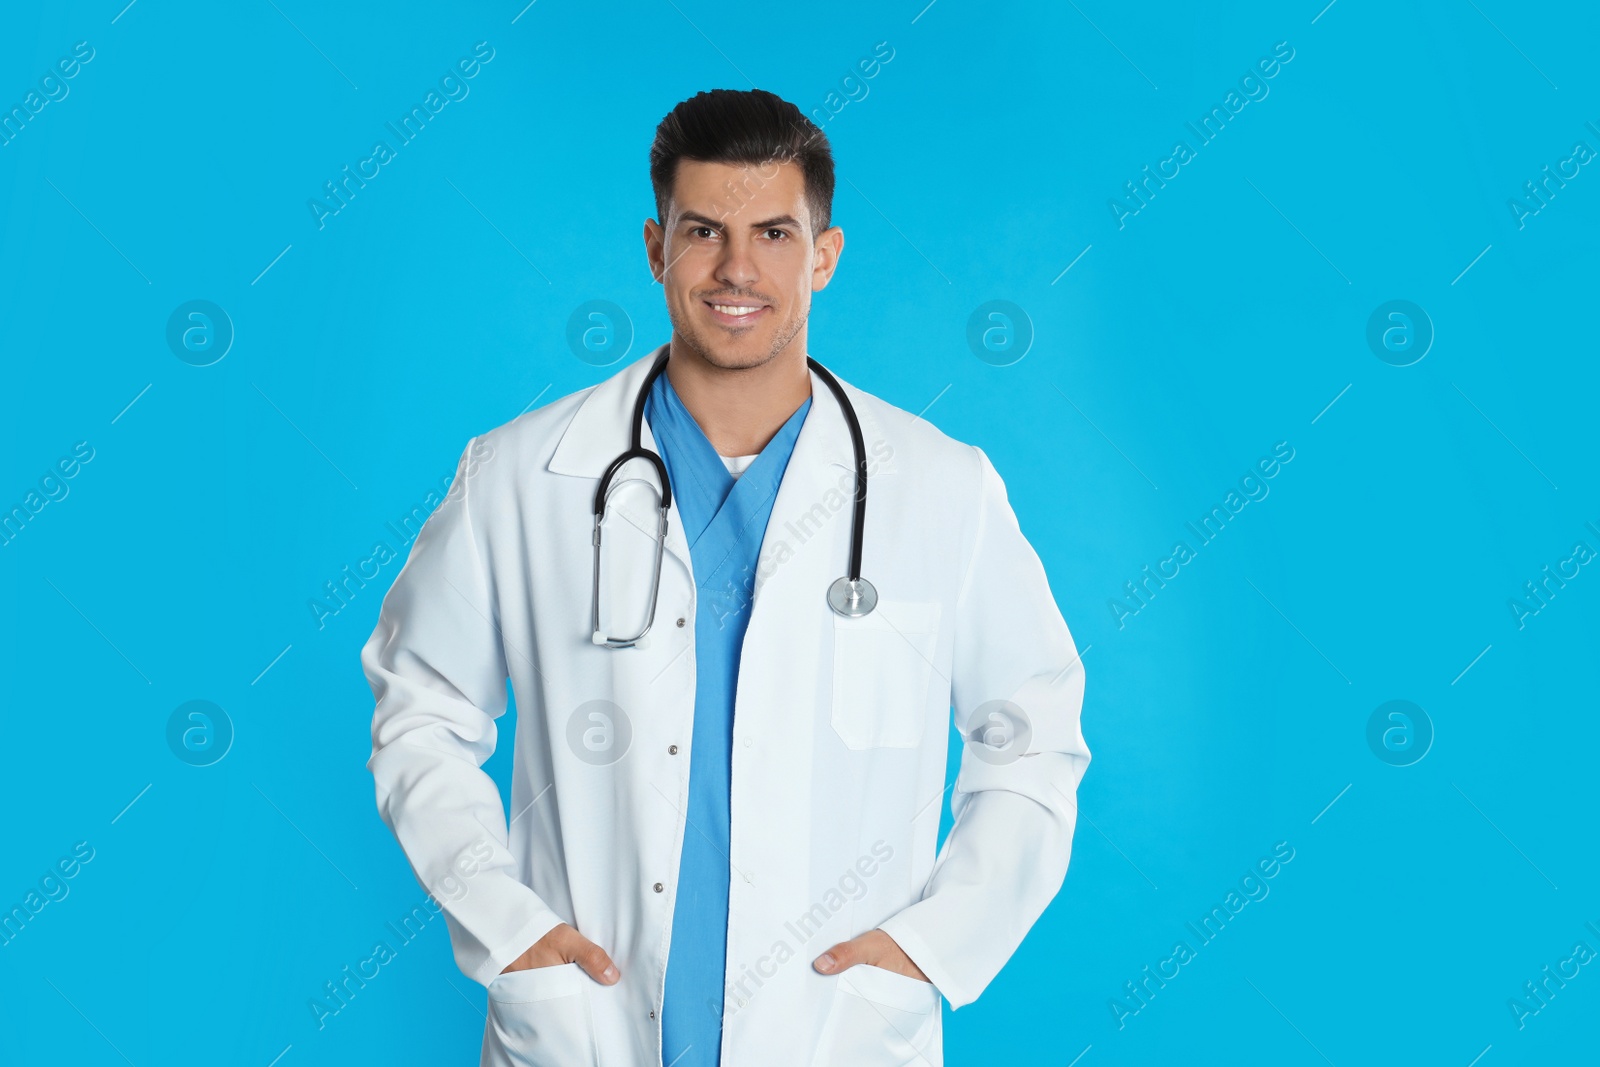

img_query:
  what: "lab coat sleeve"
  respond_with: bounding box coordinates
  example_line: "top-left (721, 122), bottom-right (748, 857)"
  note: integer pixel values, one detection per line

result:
top-left (877, 445), bottom-right (1091, 1010)
top-left (361, 436), bottom-right (566, 988)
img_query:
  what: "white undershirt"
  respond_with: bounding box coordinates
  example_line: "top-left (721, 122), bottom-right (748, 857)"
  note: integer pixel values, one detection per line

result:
top-left (719, 453), bottom-right (758, 479)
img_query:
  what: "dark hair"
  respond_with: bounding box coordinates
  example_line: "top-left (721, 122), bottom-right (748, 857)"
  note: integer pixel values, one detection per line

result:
top-left (649, 88), bottom-right (835, 236)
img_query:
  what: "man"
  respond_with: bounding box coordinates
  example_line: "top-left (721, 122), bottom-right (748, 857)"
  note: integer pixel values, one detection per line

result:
top-left (362, 88), bottom-right (1090, 1066)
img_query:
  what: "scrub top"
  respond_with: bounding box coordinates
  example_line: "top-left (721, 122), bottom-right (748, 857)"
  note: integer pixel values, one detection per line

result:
top-left (645, 367), bottom-right (812, 1067)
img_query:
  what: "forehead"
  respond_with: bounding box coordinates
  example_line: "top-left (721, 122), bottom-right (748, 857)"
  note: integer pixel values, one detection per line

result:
top-left (668, 158), bottom-right (810, 226)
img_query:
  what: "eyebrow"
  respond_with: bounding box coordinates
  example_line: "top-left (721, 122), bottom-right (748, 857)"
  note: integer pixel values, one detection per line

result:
top-left (677, 211), bottom-right (801, 231)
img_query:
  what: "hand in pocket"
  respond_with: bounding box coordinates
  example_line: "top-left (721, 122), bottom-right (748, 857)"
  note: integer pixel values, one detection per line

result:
top-left (501, 922), bottom-right (620, 984)
top-left (812, 927), bottom-right (931, 984)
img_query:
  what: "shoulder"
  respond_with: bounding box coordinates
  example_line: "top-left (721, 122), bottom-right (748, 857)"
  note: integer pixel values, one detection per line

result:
top-left (450, 381), bottom-right (594, 495)
top-left (835, 376), bottom-right (986, 490)
top-left (481, 381), bottom-right (591, 448)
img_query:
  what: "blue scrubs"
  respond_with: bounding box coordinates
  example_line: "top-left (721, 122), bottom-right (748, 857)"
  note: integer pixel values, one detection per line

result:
top-left (647, 367), bottom-right (812, 1067)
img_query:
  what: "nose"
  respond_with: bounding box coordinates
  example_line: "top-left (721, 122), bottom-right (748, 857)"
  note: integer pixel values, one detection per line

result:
top-left (713, 234), bottom-right (760, 291)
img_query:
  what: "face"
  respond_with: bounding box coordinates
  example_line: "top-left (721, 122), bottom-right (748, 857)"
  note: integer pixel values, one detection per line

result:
top-left (645, 159), bottom-right (843, 370)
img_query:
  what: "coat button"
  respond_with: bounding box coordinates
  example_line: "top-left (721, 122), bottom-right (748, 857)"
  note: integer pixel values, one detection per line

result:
top-left (676, 617), bottom-right (685, 627)
top-left (649, 1009), bottom-right (656, 1019)
top-left (668, 744), bottom-right (679, 755)
top-left (653, 882), bottom-right (664, 893)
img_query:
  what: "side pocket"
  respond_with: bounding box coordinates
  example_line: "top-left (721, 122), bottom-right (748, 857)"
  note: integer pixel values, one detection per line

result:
top-left (482, 962), bottom-right (597, 1067)
top-left (808, 966), bottom-right (943, 1067)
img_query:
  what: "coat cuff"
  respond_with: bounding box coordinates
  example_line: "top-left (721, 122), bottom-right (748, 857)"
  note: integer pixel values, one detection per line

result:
top-left (877, 911), bottom-right (973, 1010)
top-left (469, 898), bottom-right (566, 988)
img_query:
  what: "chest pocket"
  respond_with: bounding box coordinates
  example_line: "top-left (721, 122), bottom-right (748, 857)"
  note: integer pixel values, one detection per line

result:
top-left (831, 600), bottom-right (942, 749)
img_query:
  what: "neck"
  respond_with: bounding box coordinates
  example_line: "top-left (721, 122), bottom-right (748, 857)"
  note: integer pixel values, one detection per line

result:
top-left (664, 337), bottom-right (812, 456)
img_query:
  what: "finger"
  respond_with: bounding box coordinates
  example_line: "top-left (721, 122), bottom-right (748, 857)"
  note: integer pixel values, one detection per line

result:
top-left (868, 930), bottom-right (921, 978)
top-left (501, 941), bottom-right (544, 973)
top-left (570, 935), bottom-right (621, 985)
top-left (812, 936), bottom-right (866, 974)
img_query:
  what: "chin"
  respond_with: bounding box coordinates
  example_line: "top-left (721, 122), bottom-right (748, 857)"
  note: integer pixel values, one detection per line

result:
top-left (702, 346), bottom-right (771, 372)
top-left (682, 326), bottom-right (779, 370)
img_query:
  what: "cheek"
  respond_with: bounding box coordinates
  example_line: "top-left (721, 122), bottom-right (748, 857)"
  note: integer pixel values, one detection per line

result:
top-left (773, 290), bottom-right (812, 328)
top-left (763, 247), bottom-right (814, 295)
top-left (669, 285), bottom-right (701, 320)
top-left (663, 249), bottom-right (711, 295)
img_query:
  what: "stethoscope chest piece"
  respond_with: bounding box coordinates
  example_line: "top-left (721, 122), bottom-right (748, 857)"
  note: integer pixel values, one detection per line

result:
top-left (827, 575), bottom-right (878, 618)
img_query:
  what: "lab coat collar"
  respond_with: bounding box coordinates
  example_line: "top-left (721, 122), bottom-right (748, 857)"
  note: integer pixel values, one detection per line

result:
top-left (547, 343), bottom-right (671, 480)
top-left (546, 341), bottom-right (897, 599)
top-left (546, 342), bottom-right (895, 482)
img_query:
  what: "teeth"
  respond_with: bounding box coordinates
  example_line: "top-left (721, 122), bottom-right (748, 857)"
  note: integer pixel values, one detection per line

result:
top-left (711, 304), bottom-right (760, 317)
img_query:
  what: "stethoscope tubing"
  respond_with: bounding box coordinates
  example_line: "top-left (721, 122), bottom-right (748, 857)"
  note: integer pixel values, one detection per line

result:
top-left (591, 349), bottom-right (870, 646)
top-left (804, 356), bottom-right (867, 585)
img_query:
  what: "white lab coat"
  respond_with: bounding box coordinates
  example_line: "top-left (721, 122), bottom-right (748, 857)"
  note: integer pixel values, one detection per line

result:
top-left (361, 344), bottom-right (1091, 1067)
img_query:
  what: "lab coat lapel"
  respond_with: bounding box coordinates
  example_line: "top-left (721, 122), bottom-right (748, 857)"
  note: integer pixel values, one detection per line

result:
top-left (546, 345), bottom-right (694, 582)
top-left (722, 365), bottom-right (897, 946)
top-left (748, 364), bottom-right (895, 609)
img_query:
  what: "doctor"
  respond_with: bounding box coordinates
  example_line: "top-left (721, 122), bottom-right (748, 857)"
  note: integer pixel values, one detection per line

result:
top-left (362, 87), bottom-right (1091, 1067)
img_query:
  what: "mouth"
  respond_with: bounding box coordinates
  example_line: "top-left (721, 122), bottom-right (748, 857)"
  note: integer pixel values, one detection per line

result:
top-left (703, 299), bottom-right (770, 328)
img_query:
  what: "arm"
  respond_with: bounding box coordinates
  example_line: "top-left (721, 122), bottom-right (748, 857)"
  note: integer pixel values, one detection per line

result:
top-left (874, 445), bottom-right (1092, 1009)
top-left (361, 436), bottom-right (566, 987)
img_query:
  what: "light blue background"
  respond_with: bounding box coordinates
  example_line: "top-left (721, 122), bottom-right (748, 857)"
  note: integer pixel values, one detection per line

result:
top-left (2, 1), bottom-right (1596, 1064)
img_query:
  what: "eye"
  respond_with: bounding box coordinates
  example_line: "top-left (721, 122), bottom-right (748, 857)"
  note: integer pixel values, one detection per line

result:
top-left (691, 226), bottom-right (719, 240)
top-left (763, 228), bottom-right (790, 241)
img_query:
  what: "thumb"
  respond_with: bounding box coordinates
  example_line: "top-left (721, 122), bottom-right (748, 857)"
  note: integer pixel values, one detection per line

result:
top-left (567, 932), bottom-right (621, 985)
top-left (812, 934), bottom-right (868, 975)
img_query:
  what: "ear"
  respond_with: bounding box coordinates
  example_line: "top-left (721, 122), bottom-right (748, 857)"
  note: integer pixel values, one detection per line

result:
top-left (811, 224), bottom-right (844, 292)
top-left (643, 217), bottom-right (667, 283)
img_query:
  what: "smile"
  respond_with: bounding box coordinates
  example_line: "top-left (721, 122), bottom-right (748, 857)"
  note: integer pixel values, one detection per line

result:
top-left (704, 301), bottom-right (769, 325)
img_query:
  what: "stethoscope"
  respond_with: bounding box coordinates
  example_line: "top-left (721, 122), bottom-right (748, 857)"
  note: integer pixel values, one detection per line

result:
top-left (591, 350), bottom-right (876, 648)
